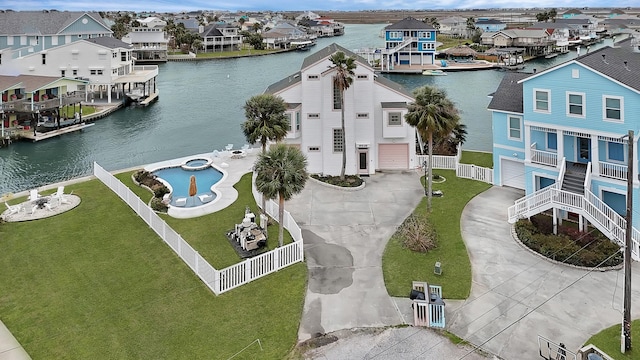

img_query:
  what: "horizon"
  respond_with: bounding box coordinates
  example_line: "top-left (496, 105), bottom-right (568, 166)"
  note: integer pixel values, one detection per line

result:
top-left (1, 1), bottom-right (636, 14)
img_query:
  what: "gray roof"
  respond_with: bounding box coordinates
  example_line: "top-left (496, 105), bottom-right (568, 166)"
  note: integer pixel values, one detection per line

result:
top-left (85, 37), bottom-right (132, 49)
top-left (385, 17), bottom-right (434, 30)
top-left (555, 18), bottom-right (591, 25)
top-left (563, 9), bottom-right (583, 14)
top-left (300, 43), bottom-right (368, 70)
top-left (487, 72), bottom-right (529, 113)
top-left (264, 71), bottom-right (301, 94)
top-left (0, 11), bottom-right (110, 35)
top-left (476, 19), bottom-right (504, 25)
top-left (528, 22), bottom-right (572, 30)
top-left (374, 75), bottom-right (413, 98)
top-left (574, 39), bottom-right (640, 91)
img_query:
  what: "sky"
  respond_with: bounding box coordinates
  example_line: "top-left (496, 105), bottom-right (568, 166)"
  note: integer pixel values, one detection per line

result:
top-left (1, 1), bottom-right (634, 13)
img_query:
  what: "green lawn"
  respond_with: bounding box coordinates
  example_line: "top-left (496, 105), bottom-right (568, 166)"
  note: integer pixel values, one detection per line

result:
top-left (437, 35), bottom-right (473, 50)
top-left (382, 169), bottom-right (492, 299)
top-left (0, 177), bottom-right (306, 359)
top-left (460, 150), bottom-right (493, 168)
top-left (584, 321), bottom-right (640, 359)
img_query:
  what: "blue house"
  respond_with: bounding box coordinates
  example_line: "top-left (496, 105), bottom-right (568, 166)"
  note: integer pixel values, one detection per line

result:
top-left (382, 17), bottom-right (436, 70)
top-left (475, 19), bottom-right (507, 33)
top-left (489, 38), bottom-right (640, 260)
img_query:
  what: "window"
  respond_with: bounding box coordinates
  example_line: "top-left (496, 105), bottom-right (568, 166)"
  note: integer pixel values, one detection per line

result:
top-left (308, 113), bottom-right (319, 119)
top-left (90, 69), bottom-right (103, 75)
top-left (0, 53), bottom-right (2, 65)
top-left (99, 53), bottom-right (106, 60)
top-left (508, 116), bottom-right (521, 140)
top-left (534, 90), bottom-right (550, 112)
top-left (41, 54), bottom-right (46, 65)
top-left (608, 142), bottom-right (625, 162)
top-left (121, 52), bottom-right (127, 61)
top-left (295, 112), bottom-right (300, 131)
top-left (567, 92), bottom-right (585, 117)
top-left (308, 146), bottom-right (320, 152)
top-left (285, 113), bottom-right (292, 130)
top-left (61, 70), bottom-right (66, 77)
top-left (77, 34), bottom-right (82, 38)
top-left (356, 74), bottom-right (368, 80)
top-left (603, 96), bottom-right (622, 122)
top-left (72, 69), bottom-right (78, 76)
top-left (357, 113), bottom-right (369, 119)
top-left (389, 31), bottom-right (401, 38)
top-left (572, 69), bottom-right (579, 78)
top-left (333, 80), bottom-right (341, 110)
top-left (333, 128), bottom-right (344, 152)
top-left (113, 52), bottom-right (117, 58)
top-left (388, 112), bottom-right (402, 126)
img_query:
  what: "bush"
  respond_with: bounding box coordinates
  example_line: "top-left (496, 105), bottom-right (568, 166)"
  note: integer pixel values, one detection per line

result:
top-left (150, 198), bottom-right (168, 212)
top-left (134, 170), bottom-right (170, 212)
top-left (311, 174), bottom-right (364, 188)
top-left (398, 214), bottom-right (437, 253)
top-left (515, 214), bottom-right (622, 267)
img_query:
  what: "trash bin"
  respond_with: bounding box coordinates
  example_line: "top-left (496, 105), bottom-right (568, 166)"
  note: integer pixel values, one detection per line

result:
top-left (429, 292), bottom-right (445, 306)
top-left (409, 289), bottom-right (425, 300)
top-left (587, 354), bottom-right (603, 360)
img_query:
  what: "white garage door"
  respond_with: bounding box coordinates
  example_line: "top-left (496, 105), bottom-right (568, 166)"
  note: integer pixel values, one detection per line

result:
top-left (501, 159), bottom-right (525, 189)
top-left (378, 144), bottom-right (409, 169)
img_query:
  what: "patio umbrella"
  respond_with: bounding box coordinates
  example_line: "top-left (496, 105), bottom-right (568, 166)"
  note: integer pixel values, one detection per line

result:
top-left (189, 175), bottom-right (197, 205)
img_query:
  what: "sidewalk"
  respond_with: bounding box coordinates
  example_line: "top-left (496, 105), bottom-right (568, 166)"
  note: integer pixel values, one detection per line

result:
top-left (0, 321), bottom-right (30, 360)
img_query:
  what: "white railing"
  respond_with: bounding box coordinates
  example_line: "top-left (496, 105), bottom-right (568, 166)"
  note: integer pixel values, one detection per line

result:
top-left (508, 185), bottom-right (639, 261)
top-left (558, 157), bottom-right (567, 189)
top-left (583, 161), bottom-right (592, 196)
top-left (599, 161), bottom-right (627, 181)
top-left (416, 154), bottom-right (457, 170)
top-left (530, 148), bottom-right (558, 167)
top-left (94, 162), bottom-right (305, 295)
top-left (456, 163), bottom-right (494, 184)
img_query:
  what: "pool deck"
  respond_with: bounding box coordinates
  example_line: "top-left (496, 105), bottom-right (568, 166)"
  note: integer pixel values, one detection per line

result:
top-left (143, 149), bottom-right (257, 219)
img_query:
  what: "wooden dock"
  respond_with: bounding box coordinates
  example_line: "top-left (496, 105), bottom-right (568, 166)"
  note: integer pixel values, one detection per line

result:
top-left (138, 91), bottom-right (159, 106)
top-left (20, 123), bottom-right (95, 142)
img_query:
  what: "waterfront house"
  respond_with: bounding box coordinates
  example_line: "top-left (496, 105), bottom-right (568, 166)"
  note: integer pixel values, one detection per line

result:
top-left (438, 16), bottom-right (468, 37)
top-left (475, 19), bottom-right (507, 33)
top-left (196, 24), bottom-right (243, 52)
top-left (265, 43), bottom-right (416, 176)
top-left (489, 38), bottom-right (640, 255)
top-left (382, 17), bottom-right (437, 70)
top-left (481, 29), bottom-right (552, 57)
top-left (527, 22), bottom-right (571, 53)
top-left (121, 17), bottom-right (169, 63)
top-left (262, 23), bottom-right (309, 49)
top-left (1, 37), bottom-right (158, 104)
top-left (561, 9), bottom-right (584, 19)
top-left (555, 18), bottom-right (601, 43)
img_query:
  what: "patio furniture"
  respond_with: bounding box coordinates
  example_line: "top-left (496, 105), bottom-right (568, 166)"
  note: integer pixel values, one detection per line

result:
top-left (51, 186), bottom-right (70, 205)
top-left (174, 197), bottom-right (187, 207)
top-left (225, 144), bottom-right (233, 151)
top-left (4, 202), bottom-right (21, 218)
top-left (28, 189), bottom-right (40, 201)
top-left (198, 194), bottom-right (214, 203)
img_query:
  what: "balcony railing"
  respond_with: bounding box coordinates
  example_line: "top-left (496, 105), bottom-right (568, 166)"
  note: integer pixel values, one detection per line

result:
top-left (0, 91), bottom-right (84, 112)
top-left (599, 161), bottom-right (627, 181)
top-left (530, 148), bottom-right (558, 167)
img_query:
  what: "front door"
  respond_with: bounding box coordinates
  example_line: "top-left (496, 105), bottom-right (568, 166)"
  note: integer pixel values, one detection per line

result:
top-left (577, 137), bottom-right (591, 163)
top-left (358, 150), bottom-right (369, 175)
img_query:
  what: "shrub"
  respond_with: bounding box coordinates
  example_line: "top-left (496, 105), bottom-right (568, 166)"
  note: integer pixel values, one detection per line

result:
top-left (151, 184), bottom-right (170, 199)
top-left (398, 214), bottom-right (437, 253)
top-left (311, 174), bottom-right (364, 188)
top-left (150, 198), bottom-right (168, 212)
top-left (515, 214), bottom-right (622, 267)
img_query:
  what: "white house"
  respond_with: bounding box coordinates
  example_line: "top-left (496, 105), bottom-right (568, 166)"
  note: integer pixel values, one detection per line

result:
top-left (121, 17), bottom-right (168, 63)
top-left (1, 37), bottom-right (158, 104)
top-left (265, 43), bottom-right (416, 176)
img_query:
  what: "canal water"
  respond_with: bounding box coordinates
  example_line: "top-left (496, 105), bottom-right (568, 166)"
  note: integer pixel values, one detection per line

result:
top-left (0, 24), bottom-right (616, 194)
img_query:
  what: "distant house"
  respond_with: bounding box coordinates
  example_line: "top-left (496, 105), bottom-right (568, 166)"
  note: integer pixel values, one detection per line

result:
top-left (262, 23), bottom-right (309, 49)
top-left (481, 29), bottom-right (552, 56)
top-left (382, 17), bottom-right (437, 70)
top-left (121, 17), bottom-right (168, 63)
top-left (561, 8), bottom-right (584, 18)
top-left (555, 18), bottom-right (600, 41)
top-left (475, 19), bottom-right (506, 33)
top-left (489, 38), bottom-right (640, 252)
top-left (265, 43), bottom-right (417, 176)
top-left (439, 16), bottom-right (467, 37)
top-left (527, 22), bottom-right (571, 52)
top-left (196, 24), bottom-right (243, 52)
top-left (298, 17), bottom-right (344, 37)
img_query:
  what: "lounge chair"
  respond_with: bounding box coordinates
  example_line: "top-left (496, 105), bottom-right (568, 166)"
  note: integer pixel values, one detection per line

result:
top-left (241, 144), bottom-right (250, 150)
top-left (51, 186), bottom-right (70, 205)
top-left (4, 202), bottom-right (21, 218)
top-left (198, 194), bottom-right (214, 203)
top-left (28, 189), bottom-right (40, 201)
top-left (212, 150), bottom-right (220, 158)
top-left (225, 144), bottom-right (233, 151)
top-left (174, 197), bottom-right (187, 207)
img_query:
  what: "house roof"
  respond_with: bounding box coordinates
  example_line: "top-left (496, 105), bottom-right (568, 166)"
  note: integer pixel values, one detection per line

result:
top-left (574, 39), bottom-right (640, 91)
top-left (528, 22), bottom-right (572, 30)
top-left (384, 17), bottom-right (434, 30)
top-left (555, 18), bottom-right (591, 25)
top-left (300, 43), bottom-right (369, 71)
top-left (441, 45), bottom-right (478, 57)
top-left (0, 75), bottom-right (83, 93)
top-left (487, 72), bottom-right (529, 113)
top-left (0, 11), bottom-right (110, 35)
top-left (496, 29), bottom-right (548, 39)
top-left (0, 76), bottom-right (23, 92)
top-left (85, 37), bottom-right (133, 49)
top-left (374, 75), bottom-right (413, 98)
top-left (476, 19), bottom-right (504, 25)
top-left (563, 8), bottom-right (583, 15)
top-left (264, 71), bottom-right (301, 94)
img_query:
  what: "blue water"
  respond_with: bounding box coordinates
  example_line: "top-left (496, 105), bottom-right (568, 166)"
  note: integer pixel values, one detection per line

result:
top-left (0, 24), bottom-right (619, 195)
top-left (153, 166), bottom-right (222, 206)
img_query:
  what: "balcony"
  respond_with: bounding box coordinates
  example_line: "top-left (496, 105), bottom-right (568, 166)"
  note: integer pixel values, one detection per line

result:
top-left (599, 161), bottom-right (627, 181)
top-left (530, 148), bottom-right (558, 167)
top-left (1, 91), bottom-right (84, 112)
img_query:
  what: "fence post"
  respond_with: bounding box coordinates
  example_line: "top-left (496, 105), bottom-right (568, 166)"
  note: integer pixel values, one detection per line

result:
top-left (214, 270), bottom-right (220, 294)
top-left (245, 259), bottom-right (252, 281)
top-left (274, 249), bottom-right (280, 270)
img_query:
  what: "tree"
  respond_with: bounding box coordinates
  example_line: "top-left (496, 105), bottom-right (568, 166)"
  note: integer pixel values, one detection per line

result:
top-left (328, 51), bottom-right (356, 180)
top-left (405, 86), bottom-right (460, 212)
top-left (425, 17), bottom-right (440, 31)
top-left (466, 17), bottom-right (477, 38)
top-left (241, 94), bottom-right (290, 213)
top-left (548, 8), bottom-right (558, 22)
top-left (254, 144), bottom-right (308, 246)
top-left (536, 12), bottom-right (550, 22)
top-left (432, 123), bottom-right (467, 155)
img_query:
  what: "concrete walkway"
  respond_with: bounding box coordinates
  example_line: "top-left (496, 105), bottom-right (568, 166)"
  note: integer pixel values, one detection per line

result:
top-left (0, 321), bottom-right (30, 360)
top-left (286, 171), bottom-right (424, 341)
top-left (449, 186), bottom-right (640, 358)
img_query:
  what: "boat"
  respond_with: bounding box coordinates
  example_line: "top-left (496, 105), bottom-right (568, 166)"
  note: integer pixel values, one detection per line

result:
top-left (296, 45), bottom-right (311, 52)
top-left (37, 114), bottom-right (81, 131)
top-left (545, 53), bottom-right (558, 59)
top-left (422, 69), bottom-right (447, 76)
top-left (497, 64), bottom-right (526, 71)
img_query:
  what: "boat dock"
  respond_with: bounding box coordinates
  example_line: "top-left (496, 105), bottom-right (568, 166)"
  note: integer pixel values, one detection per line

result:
top-left (20, 123), bottom-right (95, 142)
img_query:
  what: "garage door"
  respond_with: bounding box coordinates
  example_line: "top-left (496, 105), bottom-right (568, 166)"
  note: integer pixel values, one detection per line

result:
top-left (501, 159), bottom-right (525, 189)
top-left (378, 144), bottom-right (409, 169)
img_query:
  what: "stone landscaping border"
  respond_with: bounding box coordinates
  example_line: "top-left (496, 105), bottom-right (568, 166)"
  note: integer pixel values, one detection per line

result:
top-left (309, 176), bottom-right (366, 191)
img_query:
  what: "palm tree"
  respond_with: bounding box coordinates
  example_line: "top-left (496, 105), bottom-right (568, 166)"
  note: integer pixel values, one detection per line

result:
top-left (328, 51), bottom-right (356, 180)
top-left (241, 93), bottom-right (290, 213)
top-left (254, 144), bottom-right (308, 246)
top-left (405, 86), bottom-right (460, 212)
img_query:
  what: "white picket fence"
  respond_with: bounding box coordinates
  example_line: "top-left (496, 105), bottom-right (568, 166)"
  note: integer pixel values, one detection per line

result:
top-left (415, 151), bottom-right (493, 185)
top-left (93, 162), bottom-right (304, 295)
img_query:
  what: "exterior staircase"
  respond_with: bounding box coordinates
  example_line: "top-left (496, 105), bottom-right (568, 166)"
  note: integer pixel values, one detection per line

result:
top-left (561, 165), bottom-right (586, 194)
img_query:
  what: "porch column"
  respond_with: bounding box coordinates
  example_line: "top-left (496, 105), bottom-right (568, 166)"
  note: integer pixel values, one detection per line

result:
top-left (591, 135), bottom-right (599, 176)
top-left (553, 208), bottom-right (558, 235)
top-left (524, 124), bottom-right (531, 163)
top-left (557, 130), bottom-right (564, 168)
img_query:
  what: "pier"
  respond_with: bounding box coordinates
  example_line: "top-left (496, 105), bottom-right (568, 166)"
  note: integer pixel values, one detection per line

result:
top-left (19, 123), bottom-right (95, 142)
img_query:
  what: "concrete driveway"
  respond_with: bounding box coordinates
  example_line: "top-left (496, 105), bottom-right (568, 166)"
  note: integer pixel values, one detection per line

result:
top-left (285, 171), bottom-right (425, 341)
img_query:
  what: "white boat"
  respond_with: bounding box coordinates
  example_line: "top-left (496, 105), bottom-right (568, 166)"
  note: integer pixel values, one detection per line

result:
top-left (422, 69), bottom-right (447, 76)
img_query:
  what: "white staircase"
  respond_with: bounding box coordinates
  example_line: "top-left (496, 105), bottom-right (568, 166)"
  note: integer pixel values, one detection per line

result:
top-left (383, 37), bottom-right (416, 55)
top-left (508, 184), bottom-right (639, 261)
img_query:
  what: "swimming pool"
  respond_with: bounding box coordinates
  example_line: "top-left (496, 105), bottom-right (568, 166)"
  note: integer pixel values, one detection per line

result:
top-left (153, 165), bottom-right (223, 207)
